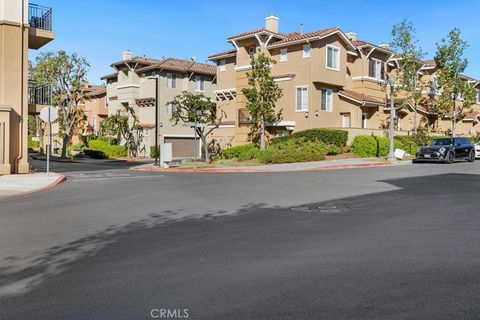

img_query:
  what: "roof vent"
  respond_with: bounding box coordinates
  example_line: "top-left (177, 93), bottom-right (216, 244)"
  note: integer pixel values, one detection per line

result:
top-left (346, 32), bottom-right (357, 42)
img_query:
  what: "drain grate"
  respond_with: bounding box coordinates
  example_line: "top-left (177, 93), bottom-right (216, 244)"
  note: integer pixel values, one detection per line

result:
top-left (290, 202), bottom-right (350, 214)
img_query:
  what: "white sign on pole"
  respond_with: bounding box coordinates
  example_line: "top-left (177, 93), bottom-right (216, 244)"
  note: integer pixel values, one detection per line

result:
top-left (40, 106), bottom-right (58, 176)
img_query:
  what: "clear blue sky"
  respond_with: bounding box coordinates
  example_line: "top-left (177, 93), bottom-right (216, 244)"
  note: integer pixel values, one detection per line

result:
top-left (30, 0), bottom-right (480, 84)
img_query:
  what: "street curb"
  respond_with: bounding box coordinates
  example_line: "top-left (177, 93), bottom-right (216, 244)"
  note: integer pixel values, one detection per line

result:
top-left (129, 162), bottom-right (393, 173)
top-left (0, 174), bottom-right (66, 201)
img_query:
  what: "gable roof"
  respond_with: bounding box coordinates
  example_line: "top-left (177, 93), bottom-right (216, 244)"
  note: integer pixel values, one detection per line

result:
top-left (338, 89), bottom-right (384, 106)
top-left (136, 58), bottom-right (216, 76)
top-left (208, 48), bottom-right (237, 60)
top-left (111, 56), bottom-right (164, 68)
top-left (227, 28), bottom-right (287, 41)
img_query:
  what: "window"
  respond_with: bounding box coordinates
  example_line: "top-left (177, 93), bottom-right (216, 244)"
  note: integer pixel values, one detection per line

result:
top-left (219, 59), bottom-right (226, 72)
top-left (320, 88), bottom-right (333, 111)
top-left (369, 58), bottom-right (384, 80)
top-left (165, 103), bottom-right (176, 113)
top-left (167, 73), bottom-right (176, 88)
top-left (296, 86), bottom-right (308, 111)
top-left (280, 48), bottom-right (288, 62)
top-left (248, 46), bottom-right (256, 55)
top-left (326, 45), bottom-right (340, 71)
top-left (362, 112), bottom-right (368, 128)
top-left (196, 76), bottom-right (205, 92)
top-left (342, 113), bottom-right (351, 128)
top-left (303, 45), bottom-right (311, 58)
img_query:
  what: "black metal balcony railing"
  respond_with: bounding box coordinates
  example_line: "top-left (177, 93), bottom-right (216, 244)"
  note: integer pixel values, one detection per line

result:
top-left (28, 81), bottom-right (53, 105)
top-left (29, 4), bottom-right (52, 31)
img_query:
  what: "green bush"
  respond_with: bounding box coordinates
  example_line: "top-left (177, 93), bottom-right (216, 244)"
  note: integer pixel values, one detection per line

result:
top-left (70, 142), bottom-right (86, 152)
top-left (351, 135), bottom-right (415, 157)
top-left (258, 138), bottom-right (328, 164)
top-left (271, 129), bottom-right (348, 147)
top-left (350, 135), bottom-right (378, 157)
top-left (395, 136), bottom-right (419, 155)
top-left (376, 136), bottom-right (404, 157)
top-left (87, 139), bottom-right (127, 158)
top-left (150, 146), bottom-right (160, 158)
top-left (27, 136), bottom-right (39, 149)
top-left (84, 149), bottom-right (107, 159)
top-left (218, 144), bottom-right (259, 161)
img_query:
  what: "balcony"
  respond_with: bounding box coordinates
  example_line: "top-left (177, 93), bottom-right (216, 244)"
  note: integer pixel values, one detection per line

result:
top-left (28, 4), bottom-right (55, 49)
top-left (28, 81), bottom-right (53, 114)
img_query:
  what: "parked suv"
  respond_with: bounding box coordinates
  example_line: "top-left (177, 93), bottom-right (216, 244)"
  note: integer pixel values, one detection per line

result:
top-left (414, 137), bottom-right (475, 164)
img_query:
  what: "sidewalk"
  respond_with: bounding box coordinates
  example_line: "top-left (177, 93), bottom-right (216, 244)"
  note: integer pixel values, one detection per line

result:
top-left (131, 158), bottom-right (411, 173)
top-left (0, 173), bottom-right (65, 199)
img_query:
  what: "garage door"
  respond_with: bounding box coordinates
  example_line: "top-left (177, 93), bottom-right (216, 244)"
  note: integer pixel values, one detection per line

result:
top-left (164, 137), bottom-right (199, 158)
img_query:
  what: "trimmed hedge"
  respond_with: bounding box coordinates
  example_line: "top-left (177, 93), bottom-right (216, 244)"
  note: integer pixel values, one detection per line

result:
top-left (350, 135), bottom-right (418, 158)
top-left (258, 138), bottom-right (328, 164)
top-left (271, 129), bottom-right (348, 147)
top-left (218, 144), bottom-right (260, 161)
top-left (87, 139), bottom-right (127, 159)
top-left (84, 149), bottom-right (107, 159)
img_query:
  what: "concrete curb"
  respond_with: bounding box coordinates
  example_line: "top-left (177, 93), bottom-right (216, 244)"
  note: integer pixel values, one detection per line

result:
top-left (129, 162), bottom-right (393, 173)
top-left (0, 174), bottom-right (66, 201)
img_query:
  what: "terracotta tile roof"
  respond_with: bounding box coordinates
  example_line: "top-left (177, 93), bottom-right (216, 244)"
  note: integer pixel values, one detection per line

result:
top-left (227, 28), bottom-right (287, 40)
top-left (208, 48), bottom-right (237, 60)
top-left (423, 60), bottom-right (436, 68)
top-left (136, 58), bottom-right (216, 76)
top-left (84, 85), bottom-right (106, 97)
top-left (464, 111), bottom-right (480, 120)
top-left (272, 73), bottom-right (296, 79)
top-left (100, 72), bottom-right (117, 80)
top-left (338, 89), bottom-right (384, 105)
top-left (111, 56), bottom-right (164, 67)
top-left (353, 40), bottom-right (369, 47)
top-left (269, 27), bottom-right (340, 46)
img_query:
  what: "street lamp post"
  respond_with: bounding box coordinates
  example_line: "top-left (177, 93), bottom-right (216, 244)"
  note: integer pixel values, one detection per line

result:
top-left (387, 75), bottom-right (396, 162)
top-left (147, 76), bottom-right (159, 166)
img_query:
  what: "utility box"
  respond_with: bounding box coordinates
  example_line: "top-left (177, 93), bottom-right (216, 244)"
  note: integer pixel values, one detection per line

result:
top-left (160, 143), bottom-right (173, 165)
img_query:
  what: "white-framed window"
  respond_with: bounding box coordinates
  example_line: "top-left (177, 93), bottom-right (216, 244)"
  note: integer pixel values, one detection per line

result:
top-left (167, 73), bottom-right (176, 88)
top-left (92, 116), bottom-right (97, 130)
top-left (320, 88), bottom-right (333, 111)
top-left (196, 76), bottom-right (205, 92)
top-left (369, 58), bottom-right (384, 80)
top-left (296, 86), bottom-right (308, 111)
top-left (476, 89), bottom-right (480, 103)
top-left (362, 112), bottom-right (368, 128)
top-left (303, 45), bottom-right (311, 58)
top-left (219, 59), bottom-right (226, 72)
top-left (165, 103), bottom-right (176, 113)
top-left (342, 113), bottom-right (351, 128)
top-left (280, 48), bottom-right (288, 62)
top-left (248, 46), bottom-right (256, 55)
top-left (326, 45), bottom-right (340, 71)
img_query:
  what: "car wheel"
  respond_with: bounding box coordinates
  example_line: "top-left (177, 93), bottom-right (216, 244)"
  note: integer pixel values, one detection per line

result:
top-left (468, 150), bottom-right (475, 162)
top-left (447, 152), bottom-right (454, 164)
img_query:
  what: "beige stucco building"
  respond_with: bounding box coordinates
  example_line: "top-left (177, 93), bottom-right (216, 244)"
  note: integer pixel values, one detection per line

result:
top-left (102, 52), bottom-right (216, 158)
top-left (81, 82), bottom-right (107, 135)
top-left (208, 15), bottom-right (480, 147)
top-left (0, 0), bottom-right (54, 174)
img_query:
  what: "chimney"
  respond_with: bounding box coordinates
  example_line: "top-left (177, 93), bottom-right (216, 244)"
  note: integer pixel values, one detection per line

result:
top-left (379, 43), bottom-right (389, 49)
top-left (265, 14), bottom-right (279, 33)
top-left (122, 50), bottom-right (132, 61)
top-left (300, 23), bottom-right (304, 35)
top-left (347, 31), bottom-right (357, 42)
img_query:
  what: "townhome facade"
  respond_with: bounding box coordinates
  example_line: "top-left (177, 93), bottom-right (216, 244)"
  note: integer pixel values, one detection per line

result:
top-left (102, 52), bottom-right (216, 158)
top-left (0, 0), bottom-right (54, 174)
top-left (81, 82), bottom-right (107, 135)
top-left (208, 15), bottom-right (480, 148)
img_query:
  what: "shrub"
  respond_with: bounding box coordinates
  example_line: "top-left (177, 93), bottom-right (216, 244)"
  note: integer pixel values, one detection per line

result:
top-left (84, 149), bottom-right (107, 159)
top-left (258, 138), bottom-right (328, 164)
top-left (375, 136), bottom-right (404, 157)
top-left (150, 146), bottom-right (160, 158)
top-left (350, 135), bottom-right (378, 157)
top-left (70, 142), bottom-right (86, 152)
top-left (395, 136), bottom-right (419, 155)
top-left (271, 129), bottom-right (348, 147)
top-left (218, 144), bottom-right (259, 161)
top-left (27, 136), bottom-right (39, 149)
top-left (87, 139), bottom-right (127, 158)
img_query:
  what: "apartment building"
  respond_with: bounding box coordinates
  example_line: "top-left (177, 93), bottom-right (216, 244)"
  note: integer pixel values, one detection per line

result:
top-left (102, 52), bottom-right (216, 158)
top-left (0, 1), bottom-right (55, 174)
top-left (81, 82), bottom-right (107, 135)
top-left (208, 15), bottom-right (480, 147)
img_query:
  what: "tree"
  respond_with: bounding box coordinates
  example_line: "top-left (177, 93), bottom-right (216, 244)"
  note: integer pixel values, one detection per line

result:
top-left (434, 29), bottom-right (476, 136)
top-left (100, 103), bottom-right (141, 156)
top-left (390, 19), bottom-right (426, 132)
top-left (30, 51), bottom-right (90, 157)
top-left (242, 54), bottom-right (283, 150)
top-left (171, 91), bottom-right (223, 163)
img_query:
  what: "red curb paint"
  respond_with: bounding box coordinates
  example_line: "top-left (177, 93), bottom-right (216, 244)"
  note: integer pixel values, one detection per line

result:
top-left (0, 174), bottom-right (66, 201)
top-left (129, 162), bottom-right (392, 173)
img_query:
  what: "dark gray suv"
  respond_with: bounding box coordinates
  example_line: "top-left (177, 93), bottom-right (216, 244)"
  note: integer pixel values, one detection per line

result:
top-left (414, 137), bottom-right (475, 164)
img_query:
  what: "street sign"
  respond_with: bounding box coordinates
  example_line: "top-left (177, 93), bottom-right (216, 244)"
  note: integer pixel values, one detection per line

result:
top-left (39, 106), bottom-right (58, 176)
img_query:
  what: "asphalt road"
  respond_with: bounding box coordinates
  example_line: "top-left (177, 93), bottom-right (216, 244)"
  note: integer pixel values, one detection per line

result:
top-left (1, 158), bottom-right (480, 319)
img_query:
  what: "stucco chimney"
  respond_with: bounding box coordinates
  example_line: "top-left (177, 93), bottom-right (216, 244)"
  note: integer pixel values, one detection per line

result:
top-left (265, 14), bottom-right (279, 33)
top-left (347, 31), bottom-right (357, 42)
top-left (379, 43), bottom-right (389, 49)
top-left (122, 50), bottom-right (132, 61)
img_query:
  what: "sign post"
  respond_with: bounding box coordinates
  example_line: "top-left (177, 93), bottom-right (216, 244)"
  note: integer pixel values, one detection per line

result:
top-left (40, 106), bottom-right (58, 176)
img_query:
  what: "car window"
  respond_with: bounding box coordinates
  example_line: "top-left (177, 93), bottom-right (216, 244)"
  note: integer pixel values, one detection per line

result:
top-left (430, 138), bottom-right (454, 146)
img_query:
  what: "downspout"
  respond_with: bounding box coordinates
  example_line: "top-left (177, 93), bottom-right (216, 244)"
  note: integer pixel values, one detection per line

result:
top-left (15, 0), bottom-right (26, 172)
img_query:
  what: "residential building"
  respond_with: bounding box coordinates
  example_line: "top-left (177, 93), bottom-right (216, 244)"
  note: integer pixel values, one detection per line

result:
top-left (208, 15), bottom-right (480, 147)
top-left (101, 52), bottom-right (216, 158)
top-left (0, 0), bottom-right (54, 174)
top-left (81, 81), bottom-right (107, 135)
